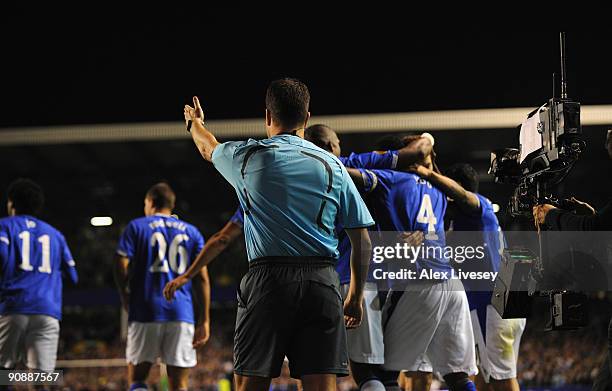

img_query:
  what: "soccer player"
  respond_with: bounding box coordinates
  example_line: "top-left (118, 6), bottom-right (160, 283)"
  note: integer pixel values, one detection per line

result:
top-left (304, 124), bottom-right (433, 171)
top-left (409, 163), bottom-right (525, 391)
top-left (183, 78), bottom-right (374, 391)
top-left (303, 127), bottom-right (430, 391)
top-left (0, 179), bottom-right (78, 372)
top-left (347, 138), bottom-right (478, 391)
top-left (113, 183), bottom-right (210, 391)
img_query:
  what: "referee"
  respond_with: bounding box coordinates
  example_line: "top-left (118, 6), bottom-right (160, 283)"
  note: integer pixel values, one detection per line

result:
top-left (184, 78), bottom-right (374, 391)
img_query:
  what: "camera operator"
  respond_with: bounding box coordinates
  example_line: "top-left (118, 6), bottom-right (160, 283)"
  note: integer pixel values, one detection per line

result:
top-left (533, 130), bottom-right (612, 231)
top-left (533, 130), bottom-right (612, 391)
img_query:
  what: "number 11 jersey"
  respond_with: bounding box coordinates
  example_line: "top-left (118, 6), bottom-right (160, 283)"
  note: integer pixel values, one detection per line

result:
top-left (0, 215), bottom-right (78, 320)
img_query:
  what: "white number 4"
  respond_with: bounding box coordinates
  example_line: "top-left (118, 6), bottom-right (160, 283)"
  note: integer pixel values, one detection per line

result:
top-left (416, 194), bottom-right (438, 240)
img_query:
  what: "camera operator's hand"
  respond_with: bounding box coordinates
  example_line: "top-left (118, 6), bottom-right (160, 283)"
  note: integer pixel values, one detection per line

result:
top-left (533, 204), bottom-right (557, 228)
top-left (565, 197), bottom-right (596, 216)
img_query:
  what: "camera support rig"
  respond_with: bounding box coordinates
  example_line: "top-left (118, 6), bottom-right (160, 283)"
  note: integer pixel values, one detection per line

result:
top-left (490, 33), bottom-right (588, 330)
top-left (490, 33), bottom-right (584, 217)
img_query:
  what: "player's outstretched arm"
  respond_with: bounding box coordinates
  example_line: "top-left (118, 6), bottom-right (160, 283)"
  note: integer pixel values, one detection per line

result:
top-left (345, 168), bottom-right (367, 191)
top-left (191, 266), bottom-right (211, 348)
top-left (343, 227), bottom-right (372, 329)
top-left (113, 255), bottom-right (130, 312)
top-left (163, 221), bottom-right (243, 301)
top-left (410, 165), bottom-right (481, 214)
top-left (185, 96), bottom-right (220, 161)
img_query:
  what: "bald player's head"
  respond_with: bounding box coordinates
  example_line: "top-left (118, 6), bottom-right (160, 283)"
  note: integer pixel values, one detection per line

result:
top-left (304, 124), bottom-right (341, 157)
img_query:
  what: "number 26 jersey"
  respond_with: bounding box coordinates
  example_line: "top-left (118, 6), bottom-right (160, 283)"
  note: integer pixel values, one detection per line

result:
top-left (117, 214), bottom-right (204, 323)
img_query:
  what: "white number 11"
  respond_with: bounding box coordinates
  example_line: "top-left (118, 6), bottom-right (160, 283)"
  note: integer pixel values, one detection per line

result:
top-left (18, 231), bottom-right (52, 274)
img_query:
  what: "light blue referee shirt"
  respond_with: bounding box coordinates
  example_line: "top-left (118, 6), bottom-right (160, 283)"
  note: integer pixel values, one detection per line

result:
top-left (212, 134), bottom-right (374, 261)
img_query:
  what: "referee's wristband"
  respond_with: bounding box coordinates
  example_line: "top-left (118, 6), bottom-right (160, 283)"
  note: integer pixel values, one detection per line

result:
top-left (186, 119), bottom-right (204, 133)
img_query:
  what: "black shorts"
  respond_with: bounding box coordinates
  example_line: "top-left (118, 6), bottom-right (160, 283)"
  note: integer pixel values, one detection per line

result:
top-left (233, 257), bottom-right (349, 379)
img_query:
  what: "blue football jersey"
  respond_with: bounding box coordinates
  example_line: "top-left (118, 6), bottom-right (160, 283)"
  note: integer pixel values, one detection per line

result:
top-left (0, 215), bottom-right (78, 320)
top-left (452, 193), bottom-right (505, 292)
top-left (361, 169), bottom-right (451, 274)
top-left (335, 151), bottom-right (397, 284)
top-left (339, 151), bottom-right (398, 170)
top-left (117, 214), bottom-right (204, 323)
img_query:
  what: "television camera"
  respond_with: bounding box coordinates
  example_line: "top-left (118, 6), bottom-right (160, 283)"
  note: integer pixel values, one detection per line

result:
top-left (490, 33), bottom-right (589, 330)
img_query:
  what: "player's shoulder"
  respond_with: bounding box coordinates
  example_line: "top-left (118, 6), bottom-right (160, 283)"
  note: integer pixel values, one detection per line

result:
top-left (122, 216), bottom-right (154, 234)
top-left (0, 216), bottom-right (13, 228)
top-left (230, 138), bottom-right (271, 154)
top-left (371, 169), bottom-right (415, 182)
top-left (17, 216), bottom-right (66, 241)
top-left (126, 215), bottom-right (151, 227)
top-left (475, 193), bottom-right (493, 210)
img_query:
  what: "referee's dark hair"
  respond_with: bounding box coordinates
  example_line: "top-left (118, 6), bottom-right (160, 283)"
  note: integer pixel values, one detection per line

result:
top-left (266, 78), bottom-right (310, 129)
top-left (7, 178), bottom-right (45, 216)
top-left (146, 182), bottom-right (176, 210)
top-left (446, 163), bottom-right (479, 193)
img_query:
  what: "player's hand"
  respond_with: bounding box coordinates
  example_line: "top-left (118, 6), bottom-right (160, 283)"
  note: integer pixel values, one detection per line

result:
top-left (193, 322), bottom-right (210, 348)
top-left (343, 295), bottom-right (363, 329)
top-left (565, 197), bottom-right (596, 216)
top-left (533, 204), bottom-right (556, 229)
top-left (399, 231), bottom-right (425, 248)
top-left (163, 275), bottom-right (189, 302)
top-left (184, 96), bottom-right (205, 126)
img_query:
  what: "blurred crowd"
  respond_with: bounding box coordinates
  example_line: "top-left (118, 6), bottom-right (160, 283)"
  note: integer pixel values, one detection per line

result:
top-left (50, 297), bottom-right (612, 390)
top-left (516, 297), bottom-right (611, 388)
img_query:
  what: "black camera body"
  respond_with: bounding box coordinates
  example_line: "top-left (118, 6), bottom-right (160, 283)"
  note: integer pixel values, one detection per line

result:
top-left (490, 98), bottom-right (583, 217)
top-left (492, 247), bottom-right (588, 330)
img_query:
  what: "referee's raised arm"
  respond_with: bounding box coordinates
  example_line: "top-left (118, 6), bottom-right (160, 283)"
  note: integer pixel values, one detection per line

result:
top-left (184, 96), bottom-right (220, 161)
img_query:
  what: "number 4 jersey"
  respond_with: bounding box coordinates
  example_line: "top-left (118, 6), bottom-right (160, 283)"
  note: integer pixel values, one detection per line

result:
top-left (117, 214), bottom-right (204, 324)
top-left (0, 215), bottom-right (78, 320)
top-left (359, 169), bottom-right (451, 274)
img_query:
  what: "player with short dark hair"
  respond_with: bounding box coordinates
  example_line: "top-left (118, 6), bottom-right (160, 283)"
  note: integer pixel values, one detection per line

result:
top-left (0, 178), bottom-right (78, 372)
top-left (145, 182), bottom-right (176, 210)
top-left (113, 182), bottom-right (210, 391)
top-left (347, 141), bottom-right (478, 391)
top-left (183, 78), bottom-right (374, 391)
top-left (410, 163), bottom-right (525, 391)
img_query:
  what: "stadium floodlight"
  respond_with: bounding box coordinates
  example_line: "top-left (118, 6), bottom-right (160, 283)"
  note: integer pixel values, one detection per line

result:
top-left (90, 216), bottom-right (113, 227)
